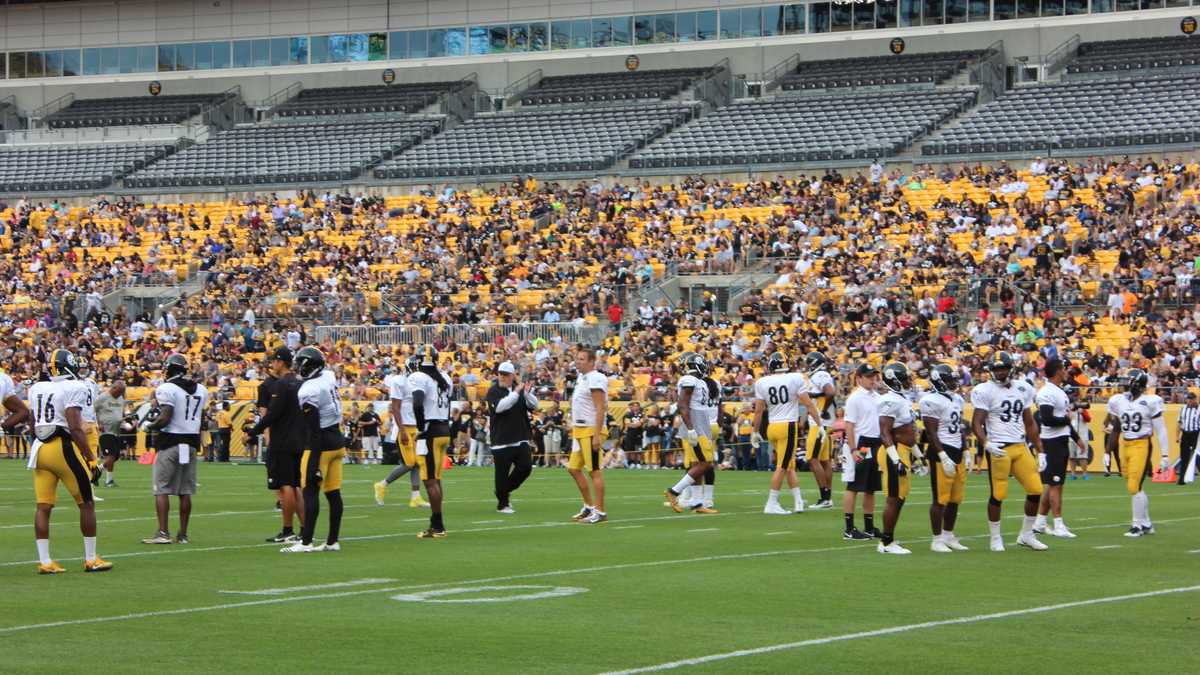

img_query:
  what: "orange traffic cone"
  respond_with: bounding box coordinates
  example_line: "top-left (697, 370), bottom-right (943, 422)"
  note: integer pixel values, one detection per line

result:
top-left (442, 454), bottom-right (453, 470)
top-left (138, 449), bottom-right (156, 465)
top-left (1151, 467), bottom-right (1176, 483)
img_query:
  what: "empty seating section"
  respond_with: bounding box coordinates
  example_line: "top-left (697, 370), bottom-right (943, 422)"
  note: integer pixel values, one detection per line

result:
top-left (126, 118), bottom-right (442, 188)
top-left (923, 75), bottom-right (1200, 156)
top-left (272, 83), bottom-right (461, 117)
top-left (0, 143), bottom-right (176, 192)
top-left (1066, 36), bottom-right (1200, 75)
top-left (630, 90), bottom-right (974, 168)
top-left (375, 104), bottom-right (696, 178)
top-left (45, 94), bottom-right (227, 129)
top-left (519, 67), bottom-right (712, 105)
top-left (778, 50), bottom-right (984, 90)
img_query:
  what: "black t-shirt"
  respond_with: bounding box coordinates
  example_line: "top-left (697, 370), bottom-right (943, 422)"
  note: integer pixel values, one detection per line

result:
top-left (256, 375), bottom-right (276, 411)
top-left (358, 411), bottom-right (380, 437)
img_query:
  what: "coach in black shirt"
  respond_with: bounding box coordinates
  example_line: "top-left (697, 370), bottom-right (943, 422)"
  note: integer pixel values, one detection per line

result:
top-left (245, 348), bottom-right (306, 543)
top-left (486, 361), bottom-right (538, 514)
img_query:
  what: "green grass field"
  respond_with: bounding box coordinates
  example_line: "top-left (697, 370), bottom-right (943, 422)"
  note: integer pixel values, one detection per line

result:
top-left (0, 460), bottom-right (1197, 674)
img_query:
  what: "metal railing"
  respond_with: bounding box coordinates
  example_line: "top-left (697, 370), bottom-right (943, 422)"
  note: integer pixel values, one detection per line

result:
top-left (969, 39), bottom-right (1006, 104)
top-left (504, 68), bottom-right (543, 105)
top-left (314, 322), bottom-right (607, 347)
top-left (29, 92), bottom-right (75, 128)
top-left (953, 275), bottom-right (1197, 314)
top-left (1044, 33), bottom-right (1081, 78)
top-left (762, 51), bottom-right (802, 94)
top-left (262, 81), bottom-right (304, 119)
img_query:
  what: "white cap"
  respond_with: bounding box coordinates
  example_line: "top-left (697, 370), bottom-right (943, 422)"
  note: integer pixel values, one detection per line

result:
top-left (497, 361), bottom-right (516, 375)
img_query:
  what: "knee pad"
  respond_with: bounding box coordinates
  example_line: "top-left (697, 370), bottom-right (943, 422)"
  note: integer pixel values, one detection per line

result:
top-left (1026, 494), bottom-right (1041, 507)
top-left (988, 497), bottom-right (1002, 508)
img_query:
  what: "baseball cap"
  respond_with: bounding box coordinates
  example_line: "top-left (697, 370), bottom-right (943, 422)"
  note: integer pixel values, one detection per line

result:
top-left (497, 361), bottom-right (516, 375)
top-left (271, 347), bottom-right (293, 365)
top-left (856, 363), bottom-right (878, 377)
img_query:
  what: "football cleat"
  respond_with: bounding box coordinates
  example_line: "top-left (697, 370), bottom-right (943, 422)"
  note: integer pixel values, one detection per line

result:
top-left (92, 495), bottom-right (105, 503)
top-left (931, 538), bottom-right (953, 553)
top-left (865, 527), bottom-right (883, 539)
top-left (1016, 533), bottom-right (1049, 550)
top-left (763, 503), bottom-right (790, 515)
top-left (571, 506), bottom-right (593, 522)
top-left (37, 561), bottom-right (66, 575)
top-left (582, 511), bottom-right (608, 524)
top-left (142, 531), bottom-right (172, 545)
top-left (316, 542), bottom-right (341, 552)
top-left (990, 537), bottom-right (1006, 552)
top-left (497, 505), bottom-right (515, 514)
top-left (1124, 526), bottom-right (1145, 538)
top-left (280, 542), bottom-right (314, 553)
top-left (810, 500), bottom-right (833, 510)
top-left (1032, 524), bottom-right (1048, 535)
top-left (877, 541), bottom-right (912, 555)
top-left (690, 506), bottom-right (719, 514)
top-left (1050, 525), bottom-right (1077, 539)
top-left (417, 528), bottom-right (447, 539)
top-left (1141, 525), bottom-right (1155, 535)
top-left (373, 481), bottom-right (387, 506)
top-left (843, 528), bottom-right (872, 541)
top-left (664, 490), bottom-right (683, 513)
top-left (266, 531), bottom-right (297, 543)
top-left (793, 501), bottom-right (806, 514)
top-left (944, 535), bottom-right (970, 551)
top-left (409, 495), bottom-right (430, 508)
top-left (84, 557), bottom-right (113, 572)
top-left (175, 535), bottom-right (190, 545)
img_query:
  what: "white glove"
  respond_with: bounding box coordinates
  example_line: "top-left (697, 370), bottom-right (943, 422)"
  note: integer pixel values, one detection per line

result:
top-left (685, 428), bottom-right (698, 445)
top-left (1037, 453), bottom-right (1048, 473)
top-left (911, 446), bottom-right (926, 461)
top-left (886, 445), bottom-right (906, 475)
top-left (985, 442), bottom-right (1006, 458)
top-left (912, 458), bottom-right (929, 477)
top-left (750, 431), bottom-right (763, 448)
top-left (938, 451), bottom-right (957, 477)
top-left (1160, 456), bottom-right (1170, 472)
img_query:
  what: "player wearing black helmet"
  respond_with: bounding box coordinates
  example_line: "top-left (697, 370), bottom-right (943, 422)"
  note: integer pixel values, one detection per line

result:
top-left (751, 353), bottom-right (823, 515)
top-left (375, 356), bottom-right (429, 508)
top-left (141, 353), bottom-right (209, 546)
top-left (971, 350), bottom-right (1047, 552)
top-left (411, 345), bottom-right (455, 537)
top-left (804, 350), bottom-right (836, 509)
top-left (284, 347), bottom-right (348, 552)
top-left (1105, 368), bottom-right (1168, 537)
top-left (876, 363), bottom-right (924, 555)
top-left (665, 353), bottom-right (720, 514)
top-left (919, 364), bottom-right (969, 552)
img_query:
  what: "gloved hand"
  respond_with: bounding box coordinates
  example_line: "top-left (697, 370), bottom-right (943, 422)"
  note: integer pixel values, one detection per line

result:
top-left (886, 445), bottom-right (907, 476)
top-left (1160, 456), bottom-right (1170, 472)
top-left (750, 431), bottom-right (763, 448)
top-left (88, 461), bottom-right (101, 486)
top-left (241, 422), bottom-right (258, 437)
top-left (938, 451), bottom-right (957, 477)
top-left (985, 442), bottom-right (1006, 458)
top-left (1038, 453), bottom-right (1048, 473)
top-left (685, 428), bottom-right (699, 445)
top-left (912, 457), bottom-right (929, 477)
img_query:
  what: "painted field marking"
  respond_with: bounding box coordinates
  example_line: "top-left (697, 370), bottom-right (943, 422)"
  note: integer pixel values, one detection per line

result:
top-left (220, 578), bottom-right (397, 596)
top-left (1092, 545), bottom-right (1122, 550)
top-left (687, 528), bottom-right (720, 533)
top-left (390, 585), bottom-right (587, 604)
top-left (765, 531), bottom-right (791, 536)
top-left (613, 525), bottom-right (644, 530)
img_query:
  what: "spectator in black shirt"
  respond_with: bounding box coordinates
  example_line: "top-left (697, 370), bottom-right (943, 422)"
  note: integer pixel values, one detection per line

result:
top-left (358, 406), bottom-right (382, 464)
top-left (486, 362), bottom-right (537, 513)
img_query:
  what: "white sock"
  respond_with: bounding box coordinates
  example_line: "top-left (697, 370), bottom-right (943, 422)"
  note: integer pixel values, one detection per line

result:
top-left (84, 536), bottom-right (97, 561)
top-left (36, 539), bottom-right (51, 566)
top-left (685, 485), bottom-right (697, 505)
top-left (411, 490), bottom-right (421, 499)
top-left (672, 474), bottom-right (696, 494)
top-left (1133, 491), bottom-right (1150, 527)
top-left (1034, 514), bottom-right (1047, 528)
top-left (1021, 516), bottom-right (1036, 536)
top-left (703, 484), bottom-right (714, 507)
top-left (988, 520), bottom-right (1002, 538)
top-left (104, 470), bottom-right (112, 481)
top-left (790, 487), bottom-right (802, 508)
top-left (1053, 517), bottom-right (1065, 530)
top-left (767, 489), bottom-right (780, 505)
top-left (944, 529), bottom-right (956, 542)
top-left (1103, 454), bottom-right (1111, 471)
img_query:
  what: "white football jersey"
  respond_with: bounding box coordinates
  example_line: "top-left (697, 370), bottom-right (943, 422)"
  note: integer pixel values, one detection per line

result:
top-left (79, 378), bottom-right (100, 423)
top-left (1106, 392), bottom-right (1164, 440)
top-left (0, 372), bottom-right (16, 404)
top-left (1036, 382), bottom-right (1072, 440)
top-left (678, 374), bottom-right (714, 430)
top-left (919, 391), bottom-right (966, 449)
top-left (970, 379), bottom-right (1036, 445)
top-left (878, 391), bottom-right (916, 429)
top-left (28, 379), bottom-right (90, 431)
top-left (753, 372), bottom-right (807, 424)
top-left (570, 370), bottom-right (608, 427)
top-left (386, 373), bottom-right (417, 426)
top-left (298, 370), bottom-right (343, 429)
top-left (155, 380), bottom-right (210, 436)
top-left (410, 370), bottom-right (453, 421)
top-left (807, 370), bottom-right (836, 427)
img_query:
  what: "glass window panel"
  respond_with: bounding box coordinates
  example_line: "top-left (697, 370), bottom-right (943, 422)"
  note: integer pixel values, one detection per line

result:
top-left (350, 33), bottom-right (371, 61)
top-left (810, 2), bottom-right (831, 32)
top-left (924, 0), bottom-right (945, 23)
top-left (158, 44), bottom-right (176, 72)
top-left (696, 10), bottom-right (718, 39)
top-left (26, 51), bottom-right (43, 77)
top-left (741, 7), bottom-right (762, 36)
top-left (783, 4), bottom-right (804, 32)
top-left (118, 46), bottom-right (137, 73)
top-left (612, 16), bottom-right (632, 45)
top-left (550, 21), bottom-right (570, 49)
top-left (592, 18), bottom-right (611, 47)
top-left (43, 50), bottom-right (61, 77)
top-left (1066, 0), bottom-right (1088, 12)
top-left (901, 0), bottom-right (923, 25)
top-left (9, 52), bottom-right (24, 78)
top-left (877, 0), bottom-right (898, 26)
top-left (101, 47), bottom-right (119, 74)
top-left (1041, 0), bottom-right (1064, 12)
top-left (994, 0), bottom-right (1015, 17)
top-left (269, 37), bottom-right (288, 66)
top-left (390, 31), bottom-right (407, 58)
top-left (720, 9), bottom-right (740, 37)
top-left (408, 30), bottom-right (427, 58)
top-left (446, 27), bottom-right (467, 55)
top-left (0, 55), bottom-right (5, 79)
top-left (489, 25), bottom-right (508, 52)
top-left (427, 29), bottom-right (447, 57)
top-left (82, 48), bottom-right (100, 75)
top-left (1140, 0), bottom-right (1163, 7)
top-left (529, 23), bottom-right (548, 51)
top-left (762, 5), bottom-right (784, 35)
top-left (969, 0), bottom-right (990, 20)
top-left (1116, 0), bottom-right (1138, 9)
top-left (635, 16), bottom-right (654, 43)
top-left (654, 14), bottom-right (675, 42)
top-left (570, 19), bottom-right (590, 47)
top-left (853, 1), bottom-right (875, 27)
top-left (677, 12), bottom-right (698, 41)
top-left (1164, 0), bottom-right (1188, 7)
top-left (1019, 0), bottom-right (1039, 15)
top-left (194, 42), bottom-right (213, 70)
top-left (327, 34), bottom-right (347, 62)
top-left (256, 38), bottom-right (278, 65)
top-left (175, 43), bottom-right (194, 70)
top-left (62, 49), bottom-right (80, 76)
top-left (290, 36), bottom-right (308, 64)
top-left (831, 1), bottom-right (852, 30)
top-left (368, 32), bottom-right (386, 60)
top-left (470, 26), bottom-right (490, 54)
top-left (946, 0), bottom-right (968, 20)
top-left (213, 42), bottom-right (231, 69)
top-left (507, 24), bottom-right (528, 52)
top-left (1091, 0), bottom-right (1113, 11)
top-left (137, 45), bottom-right (155, 71)
top-left (251, 38), bottom-right (269, 66)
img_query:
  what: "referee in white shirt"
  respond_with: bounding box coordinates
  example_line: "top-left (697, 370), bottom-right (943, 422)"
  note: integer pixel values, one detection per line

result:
top-left (486, 362), bottom-right (537, 513)
top-left (1177, 392), bottom-right (1200, 485)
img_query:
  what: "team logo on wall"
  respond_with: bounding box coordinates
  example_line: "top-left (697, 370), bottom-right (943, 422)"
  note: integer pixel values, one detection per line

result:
top-left (625, 55), bottom-right (640, 71)
top-left (889, 38), bottom-right (906, 55)
top-left (1182, 16), bottom-right (1197, 35)
top-left (148, 81), bottom-right (162, 96)
top-left (382, 68), bottom-right (396, 85)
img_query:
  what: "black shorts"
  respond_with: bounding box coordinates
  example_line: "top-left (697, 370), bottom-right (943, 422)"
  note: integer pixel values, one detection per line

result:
top-left (847, 436), bottom-right (883, 493)
top-left (1040, 436), bottom-right (1070, 485)
top-left (99, 434), bottom-right (122, 457)
top-left (266, 450), bottom-right (301, 489)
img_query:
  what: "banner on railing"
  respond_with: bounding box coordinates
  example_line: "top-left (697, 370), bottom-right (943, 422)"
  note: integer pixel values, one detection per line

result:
top-left (314, 322), bottom-right (607, 347)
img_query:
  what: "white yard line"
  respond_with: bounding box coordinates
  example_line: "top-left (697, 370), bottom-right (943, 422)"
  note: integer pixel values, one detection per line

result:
top-left (687, 528), bottom-right (720, 533)
top-left (765, 531), bottom-right (791, 536)
top-left (219, 578), bottom-right (396, 596)
top-left (1092, 545), bottom-right (1122, 550)
top-left (601, 585), bottom-right (1200, 674)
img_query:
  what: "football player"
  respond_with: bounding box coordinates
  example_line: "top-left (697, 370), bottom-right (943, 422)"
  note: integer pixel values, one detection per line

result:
top-left (141, 354), bottom-right (209, 545)
top-left (750, 352), bottom-right (822, 515)
top-left (1104, 369), bottom-right (1169, 537)
top-left (919, 364), bottom-right (970, 553)
top-left (78, 361), bottom-right (104, 502)
top-left (665, 353), bottom-right (720, 514)
top-left (1033, 358), bottom-right (1087, 538)
top-left (27, 349), bottom-right (112, 574)
top-left (970, 351), bottom-right (1048, 552)
top-left (411, 345), bottom-right (455, 538)
top-left (568, 346), bottom-right (608, 524)
top-left (876, 363), bottom-right (926, 555)
top-left (374, 357), bottom-right (428, 508)
top-left (804, 351), bottom-right (837, 509)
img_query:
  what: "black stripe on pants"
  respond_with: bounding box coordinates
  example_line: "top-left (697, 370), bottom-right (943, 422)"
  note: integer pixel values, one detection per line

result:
top-left (1180, 430), bottom-right (1198, 483)
top-left (493, 442), bottom-right (533, 508)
